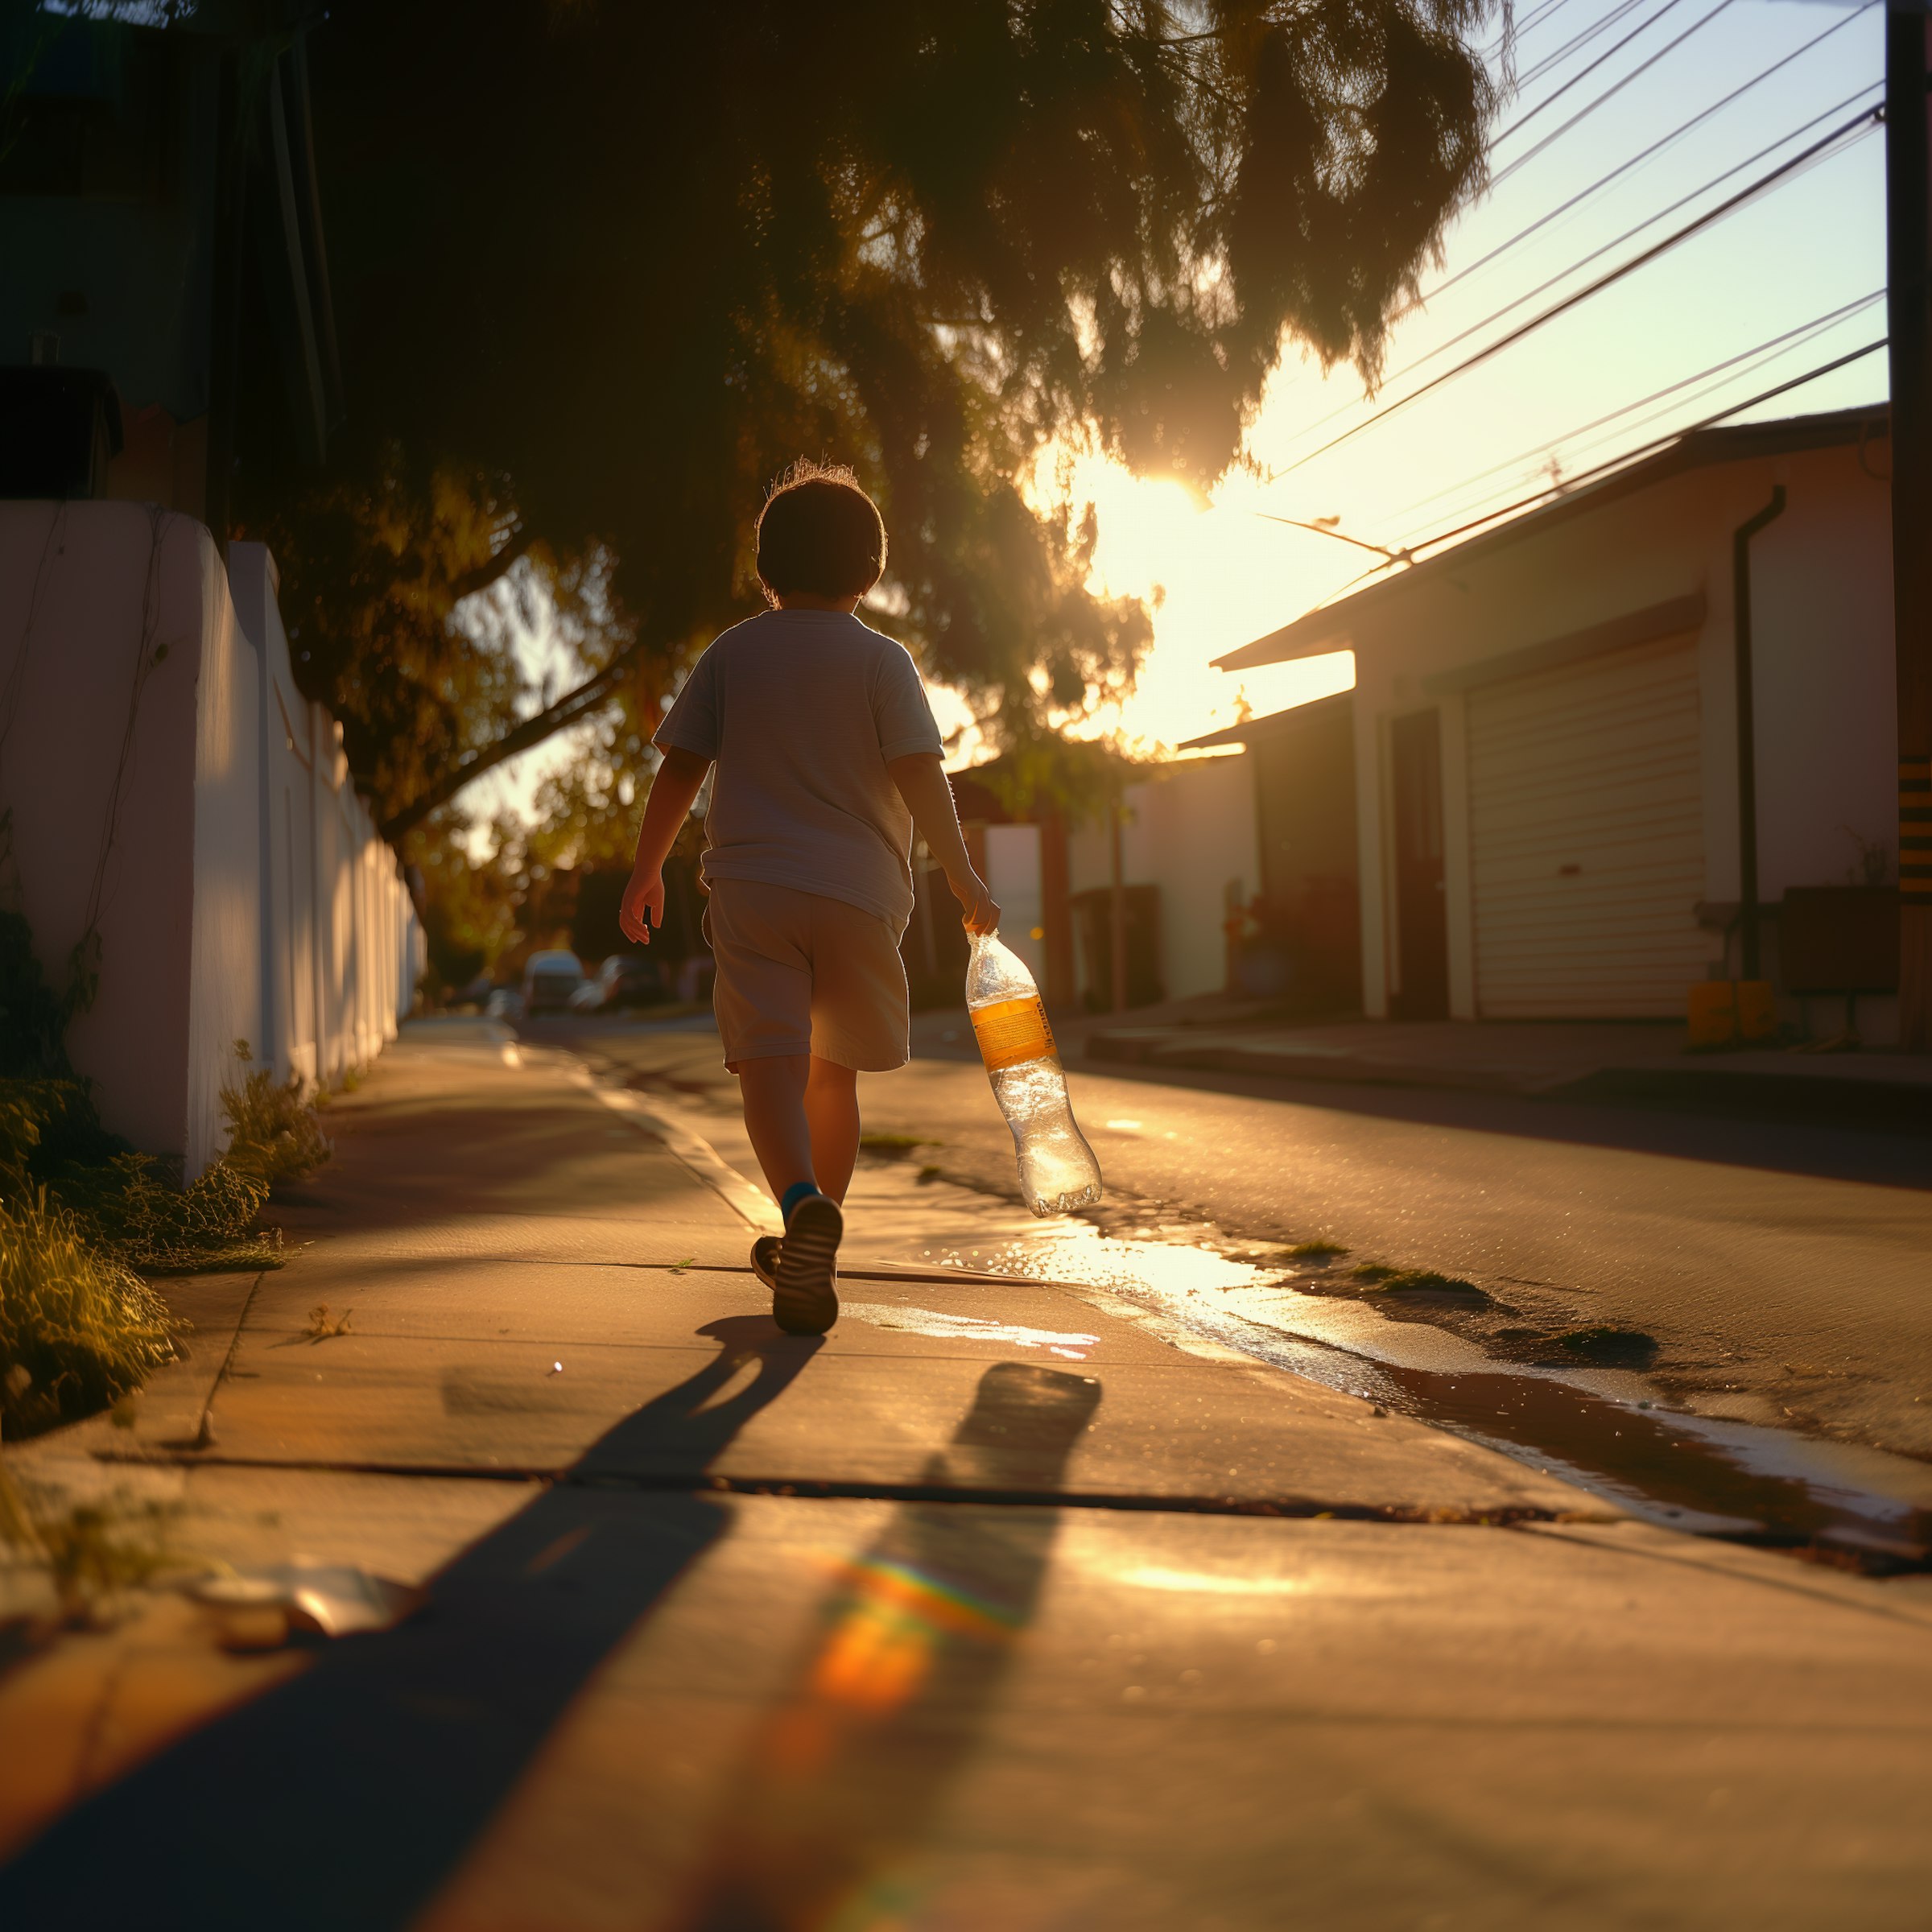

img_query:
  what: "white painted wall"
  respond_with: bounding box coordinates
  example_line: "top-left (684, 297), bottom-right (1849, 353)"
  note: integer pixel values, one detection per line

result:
top-left (0, 505), bottom-right (419, 1177)
top-left (184, 528), bottom-right (262, 1174)
top-left (983, 823), bottom-right (1045, 986)
top-left (1067, 751), bottom-right (1260, 1002)
top-left (230, 543), bottom-right (419, 1089)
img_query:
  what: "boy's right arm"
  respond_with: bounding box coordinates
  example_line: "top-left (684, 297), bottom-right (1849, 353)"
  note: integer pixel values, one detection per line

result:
top-left (619, 748), bottom-right (712, 944)
top-left (886, 753), bottom-right (1000, 935)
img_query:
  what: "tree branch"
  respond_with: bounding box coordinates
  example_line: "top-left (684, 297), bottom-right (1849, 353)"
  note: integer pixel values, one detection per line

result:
top-left (379, 638), bottom-right (649, 842)
top-left (444, 524), bottom-right (539, 607)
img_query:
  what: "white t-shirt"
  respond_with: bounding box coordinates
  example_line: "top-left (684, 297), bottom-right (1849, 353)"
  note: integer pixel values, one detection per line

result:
top-left (652, 609), bottom-right (944, 930)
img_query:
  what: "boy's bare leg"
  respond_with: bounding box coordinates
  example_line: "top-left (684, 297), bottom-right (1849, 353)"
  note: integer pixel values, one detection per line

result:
top-left (737, 1055), bottom-right (861, 1210)
top-left (737, 1055), bottom-right (815, 1203)
top-left (803, 1055), bottom-right (859, 1203)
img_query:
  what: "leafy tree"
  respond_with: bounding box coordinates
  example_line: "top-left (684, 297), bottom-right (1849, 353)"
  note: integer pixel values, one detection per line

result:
top-left (415, 810), bottom-right (527, 989)
top-left (258, 0), bottom-right (1496, 834)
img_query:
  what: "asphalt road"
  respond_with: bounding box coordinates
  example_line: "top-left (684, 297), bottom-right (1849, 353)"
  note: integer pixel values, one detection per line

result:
top-left (535, 1010), bottom-right (1932, 1466)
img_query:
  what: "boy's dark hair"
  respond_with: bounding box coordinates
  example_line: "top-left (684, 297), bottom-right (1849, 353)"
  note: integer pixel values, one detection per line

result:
top-left (755, 460), bottom-right (886, 601)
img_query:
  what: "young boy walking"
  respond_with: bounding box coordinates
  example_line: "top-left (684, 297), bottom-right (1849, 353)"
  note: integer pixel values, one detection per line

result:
top-left (618, 463), bottom-right (998, 1335)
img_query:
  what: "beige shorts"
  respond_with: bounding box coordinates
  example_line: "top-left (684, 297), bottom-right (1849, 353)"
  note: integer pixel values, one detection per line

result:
top-left (707, 879), bottom-right (910, 1072)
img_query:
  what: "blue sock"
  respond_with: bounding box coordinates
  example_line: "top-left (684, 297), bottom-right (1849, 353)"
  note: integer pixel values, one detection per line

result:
top-left (779, 1180), bottom-right (821, 1222)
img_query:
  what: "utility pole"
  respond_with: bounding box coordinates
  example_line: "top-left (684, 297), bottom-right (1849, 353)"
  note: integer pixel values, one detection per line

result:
top-left (1108, 782), bottom-right (1128, 1015)
top-left (1887, 9), bottom-right (1932, 1050)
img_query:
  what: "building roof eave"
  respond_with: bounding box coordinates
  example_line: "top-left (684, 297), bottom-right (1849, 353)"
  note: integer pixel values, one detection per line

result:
top-left (1212, 404), bottom-right (1889, 674)
top-left (1179, 688), bottom-right (1354, 750)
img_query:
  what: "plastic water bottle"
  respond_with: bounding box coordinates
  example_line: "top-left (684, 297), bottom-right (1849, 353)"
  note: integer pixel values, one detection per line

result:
top-left (965, 931), bottom-right (1102, 1216)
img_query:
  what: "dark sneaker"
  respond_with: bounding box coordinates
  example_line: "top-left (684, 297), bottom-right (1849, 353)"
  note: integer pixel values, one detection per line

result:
top-left (749, 1233), bottom-right (782, 1290)
top-left (772, 1193), bottom-right (841, 1335)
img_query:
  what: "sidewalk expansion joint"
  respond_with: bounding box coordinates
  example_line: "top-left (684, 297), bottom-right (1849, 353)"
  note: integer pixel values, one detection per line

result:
top-left (83, 1447), bottom-right (1611, 1527)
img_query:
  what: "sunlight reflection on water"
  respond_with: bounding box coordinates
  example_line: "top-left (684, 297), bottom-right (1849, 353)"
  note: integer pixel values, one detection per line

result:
top-left (935, 1223), bottom-right (1269, 1301)
top-left (840, 1303), bottom-right (1100, 1360)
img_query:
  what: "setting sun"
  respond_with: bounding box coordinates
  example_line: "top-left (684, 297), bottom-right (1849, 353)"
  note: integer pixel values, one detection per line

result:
top-left (1053, 451), bottom-right (1356, 750)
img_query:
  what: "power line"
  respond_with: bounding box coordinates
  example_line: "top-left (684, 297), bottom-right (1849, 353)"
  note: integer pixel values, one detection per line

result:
top-left (1408, 10), bottom-right (1877, 321)
top-left (1517, 314), bottom-right (1878, 484)
top-left (1275, 83), bottom-right (1881, 466)
top-left (1250, 513), bottom-right (1413, 564)
top-left (1386, 291), bottom-right (1885, 534)
top-left (1258, 339), bottom-right (1889, 644)
top-left (1400, 338), bottom-right (1888, 561)
top-left (1269, 107), bottom-right (1880, 480)
top-left (1509, 0), bottom-right (1652, 92)
top-left (1484, 0), bottom-right (1579, 61)
top-left (1500, 0), bottom-right (1690, 139)
top-left (1252, 299), bottom-right (1880, 587)
top-left (1489, 0), bottom-right (1741, 193)
top-left (1445, 90), bottom-right (1880, 366)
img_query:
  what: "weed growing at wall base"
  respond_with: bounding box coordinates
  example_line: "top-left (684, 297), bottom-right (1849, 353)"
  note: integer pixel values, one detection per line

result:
top-left (221, 1042), bottom-right (332, 1187)
top-left (0, 1191), bottom-right (176, 1437)
top-left (0, 1079), bottom-right (283, 1276)
top-left (0, 1071), bottom-right (301, 1441)
top-left (0, 882), bottom-right (330, 1451)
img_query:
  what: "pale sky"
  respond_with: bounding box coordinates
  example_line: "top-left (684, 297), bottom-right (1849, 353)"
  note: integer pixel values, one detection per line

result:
top-left (474, 0), bottom-right (1887, 831)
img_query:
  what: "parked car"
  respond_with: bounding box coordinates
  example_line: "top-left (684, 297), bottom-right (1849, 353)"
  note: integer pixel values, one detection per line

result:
top-left (484, 985), bottom-right (523, 1022)
top-left (573, 953), bottom-right (669, 1013)
top-left (521, 949), bottom-right (586, 1015)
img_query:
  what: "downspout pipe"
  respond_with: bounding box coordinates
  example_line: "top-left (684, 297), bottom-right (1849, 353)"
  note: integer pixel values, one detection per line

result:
top-left (1733, 485), bottom-right (1787, 981)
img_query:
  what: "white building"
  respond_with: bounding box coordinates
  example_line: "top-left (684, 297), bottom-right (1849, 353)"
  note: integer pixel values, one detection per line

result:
top-left (1213, 409), bottom-right (1901, 1041)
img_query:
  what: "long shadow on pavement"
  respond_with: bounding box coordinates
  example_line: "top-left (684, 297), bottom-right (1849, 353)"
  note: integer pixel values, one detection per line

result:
top-left (0, 1317), bottom-right (820, 1931)
top-left (666, 1360), bottom-right (1103, 1931)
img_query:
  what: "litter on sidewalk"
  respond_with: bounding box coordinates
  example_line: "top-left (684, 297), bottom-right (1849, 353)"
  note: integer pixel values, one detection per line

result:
top-left (186, 1561), bottom-right (425, 1649)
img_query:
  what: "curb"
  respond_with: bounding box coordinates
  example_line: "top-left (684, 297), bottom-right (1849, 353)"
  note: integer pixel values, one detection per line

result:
top-left (1088, 1030), bottom-right (1932, 1126)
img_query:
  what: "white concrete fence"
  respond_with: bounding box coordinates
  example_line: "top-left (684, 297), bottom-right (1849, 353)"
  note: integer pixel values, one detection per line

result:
top-left (0, 502), bottom-right (422, 1179)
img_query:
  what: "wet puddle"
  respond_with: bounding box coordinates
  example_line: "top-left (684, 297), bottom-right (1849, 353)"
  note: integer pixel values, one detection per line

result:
top-left (839, 1304), bottom-right (1100, 1360)
top-left (916, 1216), bottom-right (1932, 1571)
top-left (564, 1077), bottom-right (1931, 1573)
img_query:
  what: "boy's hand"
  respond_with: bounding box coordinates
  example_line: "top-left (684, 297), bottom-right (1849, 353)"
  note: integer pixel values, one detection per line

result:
top-left (950, 869), bottom-right (1000, 935)
top-left (620, 869), bottom-right (665, 945)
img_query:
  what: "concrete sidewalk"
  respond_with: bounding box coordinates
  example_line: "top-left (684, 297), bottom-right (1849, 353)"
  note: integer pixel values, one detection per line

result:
top-left (2, 1017), bottom-right (1930, 1929)
top-left (1077, 1005), bottom-right (1932, 1123)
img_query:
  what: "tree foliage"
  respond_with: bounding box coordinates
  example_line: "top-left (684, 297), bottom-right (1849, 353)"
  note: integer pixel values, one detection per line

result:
top-left (269, 0), bottom-right (1496, 823)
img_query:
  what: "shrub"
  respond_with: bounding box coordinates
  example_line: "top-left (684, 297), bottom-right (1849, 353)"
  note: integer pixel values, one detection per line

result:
top-left (0, 1076), bottom-right (280, 1274)
top-left (220, 1042), bottom-right (332, 1187)
top-left (70, 1153), bottom-right (273, 1274)
top-left (0, 1190), bottom-right (176, 1437)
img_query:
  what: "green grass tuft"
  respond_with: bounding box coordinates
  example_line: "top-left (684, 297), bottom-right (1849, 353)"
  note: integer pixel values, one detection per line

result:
top-left (859, 1132), bottom-right (931, 1158)
top-left (0, 1458), bottom-right (182, 1623)
top-left (1351, 1264), bottom-right (1492, 1306)
top-left (1285, 1239), bottom-right (1349, 1260)
top-left (1553, 1325), bottom-right (1659, 1368)
top-left (0, 1191), bottom-right (178, 1437)
top-left (221, 1042), bottom-right (332, 1188)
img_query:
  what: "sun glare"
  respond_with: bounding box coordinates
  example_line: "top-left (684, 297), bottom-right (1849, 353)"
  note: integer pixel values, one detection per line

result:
top-left (1061, 451), bottom-right (1357, 752)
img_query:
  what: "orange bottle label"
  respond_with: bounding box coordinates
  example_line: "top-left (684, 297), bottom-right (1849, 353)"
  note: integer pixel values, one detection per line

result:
top-left (969, 996), bottom-right (1055, 1071)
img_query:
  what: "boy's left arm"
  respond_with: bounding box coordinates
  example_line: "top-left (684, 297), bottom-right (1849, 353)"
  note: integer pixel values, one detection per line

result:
top-left (620, 748), bottom-right (712, 944)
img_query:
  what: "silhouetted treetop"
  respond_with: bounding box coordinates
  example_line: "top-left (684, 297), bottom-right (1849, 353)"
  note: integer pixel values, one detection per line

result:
top-left (292, 0), bottom-right (1496, 788)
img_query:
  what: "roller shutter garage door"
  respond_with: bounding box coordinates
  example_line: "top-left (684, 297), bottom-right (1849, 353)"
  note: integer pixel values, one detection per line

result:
top-left (1468, 634), bottom-right (1711, 1018)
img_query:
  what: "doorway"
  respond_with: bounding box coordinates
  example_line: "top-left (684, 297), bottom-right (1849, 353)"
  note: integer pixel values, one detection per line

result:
top-left (1389, 708), bottom-right (1449, 1020)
